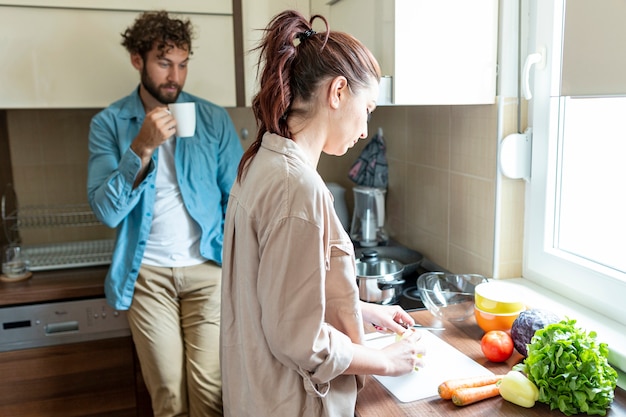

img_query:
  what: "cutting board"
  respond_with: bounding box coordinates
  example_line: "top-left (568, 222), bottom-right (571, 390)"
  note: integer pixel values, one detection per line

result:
top-left (364, 330), bottom-right (493, 403)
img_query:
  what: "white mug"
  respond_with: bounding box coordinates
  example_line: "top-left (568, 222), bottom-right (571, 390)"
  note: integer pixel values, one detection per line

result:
top-left (168, 102), bottom-right (196, 137)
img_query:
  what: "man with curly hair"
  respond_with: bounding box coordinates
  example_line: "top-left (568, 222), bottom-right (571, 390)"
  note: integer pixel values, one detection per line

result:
top-left (87, 10), bottom-right (243, 417)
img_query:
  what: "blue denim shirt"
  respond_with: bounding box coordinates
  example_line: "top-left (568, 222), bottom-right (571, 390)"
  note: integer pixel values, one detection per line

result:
top-left (87, 88), bottom-right (243, 310)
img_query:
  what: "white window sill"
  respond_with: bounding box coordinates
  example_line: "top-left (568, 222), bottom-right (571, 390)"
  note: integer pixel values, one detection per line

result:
top-left (503, 278), bottom-right (626, 390)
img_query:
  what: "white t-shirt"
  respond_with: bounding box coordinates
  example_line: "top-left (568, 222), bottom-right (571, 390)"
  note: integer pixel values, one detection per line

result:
top-left (142, 137), bottom-right (206, 267)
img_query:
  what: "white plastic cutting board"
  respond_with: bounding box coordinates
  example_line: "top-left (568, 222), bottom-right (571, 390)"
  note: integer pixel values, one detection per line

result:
top-left (364, 330), bottom-right (493, 403)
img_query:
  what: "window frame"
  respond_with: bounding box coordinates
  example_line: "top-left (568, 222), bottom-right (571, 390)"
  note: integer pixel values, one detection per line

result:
top-left (523, 0), bottom-right (626, 325)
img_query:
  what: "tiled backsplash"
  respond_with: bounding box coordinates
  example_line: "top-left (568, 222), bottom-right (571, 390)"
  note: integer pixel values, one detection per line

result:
top-left (5, 109), bottom-right (113, 244)
top-left (4, 102), bottom-right (524, 278)
top-left (316, 105), bottom-right (501, 277)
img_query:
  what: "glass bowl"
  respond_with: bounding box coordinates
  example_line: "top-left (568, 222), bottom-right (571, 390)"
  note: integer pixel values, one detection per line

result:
top-left (417, 272), bottom-right (488, 321)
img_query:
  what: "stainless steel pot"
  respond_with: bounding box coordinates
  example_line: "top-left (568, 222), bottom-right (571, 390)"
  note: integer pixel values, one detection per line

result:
top-left (355, 250), bottom-right (405, 304)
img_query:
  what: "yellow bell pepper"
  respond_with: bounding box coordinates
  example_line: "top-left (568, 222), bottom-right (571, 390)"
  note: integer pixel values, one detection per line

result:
top-left (499, 371), bottom-right (539, 408)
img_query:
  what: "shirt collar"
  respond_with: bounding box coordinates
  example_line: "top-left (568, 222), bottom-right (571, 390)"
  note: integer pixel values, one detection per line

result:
top-left (261, 132), bottom-right (314, 168)
top-left (116, 86), bottom-right (146, 120)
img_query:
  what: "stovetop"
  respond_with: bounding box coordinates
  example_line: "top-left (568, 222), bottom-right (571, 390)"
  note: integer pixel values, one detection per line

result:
top-left (394, 258), bottom-right (448, 310)
top-left (354, 242), bottom-right (448, 311)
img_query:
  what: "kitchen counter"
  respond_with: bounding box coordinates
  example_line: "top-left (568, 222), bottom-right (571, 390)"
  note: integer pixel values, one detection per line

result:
top-left (0, 266), bottom-right (107, 306)
top-left (357, 309), bottom-right (626, 417)
top-left (3, 268), bottom-right (624, 416)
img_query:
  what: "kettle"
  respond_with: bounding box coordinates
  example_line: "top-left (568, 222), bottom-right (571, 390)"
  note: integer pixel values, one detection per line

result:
top-left (350, 186), bottom-right (388, 247)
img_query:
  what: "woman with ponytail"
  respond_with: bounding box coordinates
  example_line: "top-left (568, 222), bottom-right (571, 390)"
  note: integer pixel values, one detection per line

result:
top-left (220, 10), bottom-right (423, 417)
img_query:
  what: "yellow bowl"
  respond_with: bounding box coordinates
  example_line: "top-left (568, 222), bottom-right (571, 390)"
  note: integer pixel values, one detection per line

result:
top-left (474, 305), bottom-right (524, 333)
top-left (474, 281), bottom-right (525, 314)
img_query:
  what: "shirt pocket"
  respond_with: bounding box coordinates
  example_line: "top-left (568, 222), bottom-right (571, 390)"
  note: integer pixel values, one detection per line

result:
top-left (325, 239), bottom-right (362, 341)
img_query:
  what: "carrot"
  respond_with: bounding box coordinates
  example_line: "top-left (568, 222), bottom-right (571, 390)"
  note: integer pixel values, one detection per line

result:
top-left (438, 374), bottom-right (505, 400)
top-left (451, 383), bottom-right (500, 406)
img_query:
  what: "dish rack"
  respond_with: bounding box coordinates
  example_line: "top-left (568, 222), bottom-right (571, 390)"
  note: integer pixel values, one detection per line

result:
top-left (21, 237), bottom-right (114, 271)
top-left (2, 189), bottom-right (113, 271)
top-left (7, 204), bottom-right (104, 229)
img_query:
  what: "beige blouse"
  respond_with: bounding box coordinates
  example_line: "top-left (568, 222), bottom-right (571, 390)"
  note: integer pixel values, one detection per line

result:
top-left (221, 133), bottom-right (365, 417)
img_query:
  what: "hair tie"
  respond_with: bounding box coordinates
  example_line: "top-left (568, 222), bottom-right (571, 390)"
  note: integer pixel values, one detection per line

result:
top-left (296, 29), bottom-right (316, 43)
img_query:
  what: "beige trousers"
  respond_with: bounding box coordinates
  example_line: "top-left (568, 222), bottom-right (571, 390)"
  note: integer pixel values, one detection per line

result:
top-left (128, 262), bottom-right (223, 417)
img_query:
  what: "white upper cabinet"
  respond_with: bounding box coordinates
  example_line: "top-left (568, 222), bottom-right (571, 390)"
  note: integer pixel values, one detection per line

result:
top-left (239, 0), bottom-right (311, 106)
top-left (311, 0), bottom-right (499, 105)
top-left (0, 1), bottom-right (232, 14)
top-left (0, 4), bottom-right (235, 108)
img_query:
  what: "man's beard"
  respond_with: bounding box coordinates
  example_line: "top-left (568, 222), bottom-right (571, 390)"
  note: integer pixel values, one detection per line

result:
top-left (141, 66), bottom-right (181, 104)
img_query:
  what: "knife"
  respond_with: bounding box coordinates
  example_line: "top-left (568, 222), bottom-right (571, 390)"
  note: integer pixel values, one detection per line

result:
top-left (413, 324), bottom-right (445, 330)
top-left (402, 321), bottom-right (445, 331)
top-left (370, 322), bottom-right (445, 333)
top-left (365, 327), bottom-right (445, 342)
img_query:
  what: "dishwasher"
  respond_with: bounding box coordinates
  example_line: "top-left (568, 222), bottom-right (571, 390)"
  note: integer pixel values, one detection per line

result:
top-left (0, 297), bottom-right (140, 417)
top-left (0, 297), bottom-right (130, 353)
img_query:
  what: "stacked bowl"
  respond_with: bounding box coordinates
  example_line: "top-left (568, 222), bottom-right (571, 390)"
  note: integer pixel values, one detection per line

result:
top-left (474, 281), bottom-right (526, 332)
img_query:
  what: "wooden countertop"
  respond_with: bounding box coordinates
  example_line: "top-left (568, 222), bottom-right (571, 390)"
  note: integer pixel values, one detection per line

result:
top-left (357, 309), bottom-right (626, 417)
top-left (0, 266), bottom-right (107, 306)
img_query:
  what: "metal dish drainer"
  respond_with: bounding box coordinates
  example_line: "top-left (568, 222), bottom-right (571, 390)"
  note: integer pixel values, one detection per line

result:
top-left (19, 238), bottom-right (114, 271)
top-left (2, 185), bottom-right (113, 271)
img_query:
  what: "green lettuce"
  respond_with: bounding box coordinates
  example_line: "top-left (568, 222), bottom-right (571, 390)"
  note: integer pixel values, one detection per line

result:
top-left (513, 319), bottom-right (618, 416)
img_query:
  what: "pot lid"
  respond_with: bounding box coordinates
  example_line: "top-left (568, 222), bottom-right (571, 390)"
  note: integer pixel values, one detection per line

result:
top-left (356, 250), bottom-right (404, 280)
top-left (355, 245), bottom-right (423, 276)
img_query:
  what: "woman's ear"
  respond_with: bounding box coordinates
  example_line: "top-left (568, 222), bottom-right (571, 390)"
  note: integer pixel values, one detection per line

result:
top-left (130, 53), bottom-right (144, 71)
top-left (328, 76), bottom-right (348, 110)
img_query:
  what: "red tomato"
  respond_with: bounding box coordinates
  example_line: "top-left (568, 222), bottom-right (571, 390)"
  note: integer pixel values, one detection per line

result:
top-left (481, 330), bottom-right (514, 362)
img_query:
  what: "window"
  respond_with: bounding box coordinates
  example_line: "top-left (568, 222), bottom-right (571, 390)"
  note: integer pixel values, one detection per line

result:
top-left (523, 0), bottom-right (626, 325)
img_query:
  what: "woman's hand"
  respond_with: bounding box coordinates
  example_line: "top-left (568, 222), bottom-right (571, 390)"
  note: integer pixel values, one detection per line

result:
top-left (347, 304), bottom-right (427, 376)
top-left (381, 329), bottom-right (426, 376)
top-left (360, 301), bottom-right (415, 335)
top-left (348, 326), bottom-right (426, 376)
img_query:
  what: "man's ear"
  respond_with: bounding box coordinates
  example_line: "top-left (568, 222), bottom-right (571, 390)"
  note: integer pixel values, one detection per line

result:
top-left (130, 53), bottom-right (143, 71)
top-left (328, 76), bottom-right (348, 110)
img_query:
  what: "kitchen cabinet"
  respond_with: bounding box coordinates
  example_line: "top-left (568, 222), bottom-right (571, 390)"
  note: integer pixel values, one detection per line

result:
top-left (311, 0), bottom-right (498, 105)
top-left (0, 0), bottom-right (231, 13)
top-left (0, 4), bottom-right (236, 108)
top-left (0, 337), bottom-right (139, 417)
top-left (239, 0), bottom-right (310, 105)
